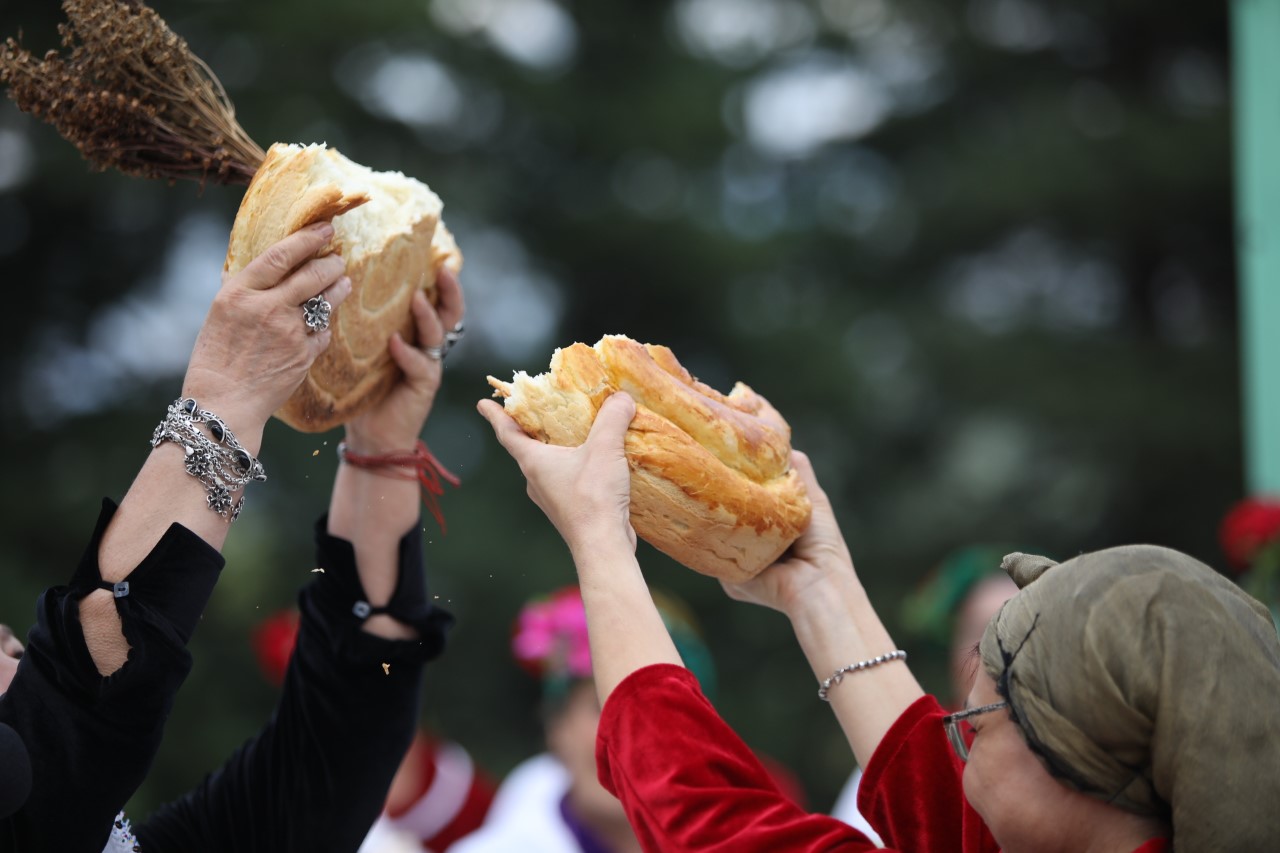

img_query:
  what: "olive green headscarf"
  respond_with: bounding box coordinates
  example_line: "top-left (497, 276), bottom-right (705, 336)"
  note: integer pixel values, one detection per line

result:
top-left (979, 545), bottom-right (1280, 852)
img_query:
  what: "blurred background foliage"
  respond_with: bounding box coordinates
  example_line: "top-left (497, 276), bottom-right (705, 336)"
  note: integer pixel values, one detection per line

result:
top-left (0, 0), bottom-right (1240, 818)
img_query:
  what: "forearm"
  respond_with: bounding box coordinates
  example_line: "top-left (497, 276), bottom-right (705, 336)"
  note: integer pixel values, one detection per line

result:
top-left (87, 400), bottom-right (264, 674)
top-left (99, 394), bottom-right (265, 577)
top-left (326, 461), bottom-right (421, 641)
top-left (2, 500), bottom-right (222, 844)
top-left (787, 572), bottom-right (924, 768)
top-left (571, 531), bottom-right (682, 703)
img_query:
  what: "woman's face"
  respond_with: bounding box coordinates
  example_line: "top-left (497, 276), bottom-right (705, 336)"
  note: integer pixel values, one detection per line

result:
top-left (545, 680), bottom-right (626, 821)
top-left (961, 670), bottom-right (1080, 853)
top-left (0, 625), bottom-right (23, 695)
top-left (949, 574), bottom-right (1018, 706)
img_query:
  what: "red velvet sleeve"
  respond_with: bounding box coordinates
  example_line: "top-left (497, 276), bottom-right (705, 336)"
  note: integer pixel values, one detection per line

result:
top-left (857, 694), bottom-right (998, 853)
top-left (595, 663), bottom-right (875, 853)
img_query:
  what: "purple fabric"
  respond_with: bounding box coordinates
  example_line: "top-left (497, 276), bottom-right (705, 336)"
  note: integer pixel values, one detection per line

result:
top-left (559, 794), bottom-right (613, 853)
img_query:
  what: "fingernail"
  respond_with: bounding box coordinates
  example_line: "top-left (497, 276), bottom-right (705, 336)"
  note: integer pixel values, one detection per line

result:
top-left (311, 222), bottom-right (334, 238)
top-left (337, 276), bottom-right (352, 292)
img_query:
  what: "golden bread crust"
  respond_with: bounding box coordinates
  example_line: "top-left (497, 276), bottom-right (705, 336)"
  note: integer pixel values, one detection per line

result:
top-left (225, 142), bottom-right (462, 432)
top-left (487, 335), bottom-right (811, 581)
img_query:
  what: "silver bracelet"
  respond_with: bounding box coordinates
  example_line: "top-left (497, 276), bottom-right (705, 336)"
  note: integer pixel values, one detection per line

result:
top-left (818, 650), bottom-right (908, 702)
top-left (150, 397), bottom-right (266, 521)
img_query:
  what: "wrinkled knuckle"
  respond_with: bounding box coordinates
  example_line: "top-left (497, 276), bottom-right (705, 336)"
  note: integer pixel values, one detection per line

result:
top-left (261, 244), bottom-right (294, 277)
top-left (316, 255), bottom-right (346, 284)
top-left (306, 261), bottom-right (337, 291)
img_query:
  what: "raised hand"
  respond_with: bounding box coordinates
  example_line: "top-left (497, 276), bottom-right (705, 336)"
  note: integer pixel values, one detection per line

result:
top-left (181, 221), bottom-right (351, 442)
top-left (478, 391), bottom-right (638, 555)
top-left (720, 451), bottom-right (858, 617)
top-left (343, 268), bottom-right (465, 454)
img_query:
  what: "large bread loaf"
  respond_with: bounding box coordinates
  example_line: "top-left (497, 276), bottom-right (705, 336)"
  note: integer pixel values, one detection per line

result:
top-left (488, 335), bottom-right (811, 581)
top-left (225, 142), bottom-right (462, 432)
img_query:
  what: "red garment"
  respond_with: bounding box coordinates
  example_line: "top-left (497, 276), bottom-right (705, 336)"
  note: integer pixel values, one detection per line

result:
top-left (596, 664), bottom-right (1171, 853)
top-left (857, 693), bottom-right (994, 852)
top-left (597, 664), bottom-right (873, 852)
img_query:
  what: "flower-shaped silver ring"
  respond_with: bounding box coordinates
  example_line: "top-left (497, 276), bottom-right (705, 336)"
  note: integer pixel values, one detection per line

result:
top-left (303, 296), bottom-right (332, 333)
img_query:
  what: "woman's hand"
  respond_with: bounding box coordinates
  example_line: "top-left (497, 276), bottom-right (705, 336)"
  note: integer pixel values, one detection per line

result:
top-left (343, 268), bottom-right (465, 454)
top-left (181, 221), bottom-right (351, 441)
top-left (721, 451), bottom-right (859, 617)
top-left (477, 391), bottom-right (638, 555)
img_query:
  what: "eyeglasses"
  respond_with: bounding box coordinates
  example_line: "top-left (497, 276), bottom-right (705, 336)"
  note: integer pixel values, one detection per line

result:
top-left (942, 701), bottom-right (1009, 762)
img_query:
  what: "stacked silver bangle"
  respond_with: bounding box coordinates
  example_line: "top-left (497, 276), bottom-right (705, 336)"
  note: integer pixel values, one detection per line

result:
top-left (150, 397), bottom-right (266, 521)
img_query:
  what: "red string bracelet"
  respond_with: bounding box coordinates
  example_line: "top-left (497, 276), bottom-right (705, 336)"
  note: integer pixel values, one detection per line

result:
top-left (337, 440), bottom-right (461, 533)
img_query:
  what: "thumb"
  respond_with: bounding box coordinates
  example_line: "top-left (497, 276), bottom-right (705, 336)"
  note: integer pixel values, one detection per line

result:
top-left (790, 450), bottom-right (830, 509)
top-left (586, 392), bottom-right (636, 448)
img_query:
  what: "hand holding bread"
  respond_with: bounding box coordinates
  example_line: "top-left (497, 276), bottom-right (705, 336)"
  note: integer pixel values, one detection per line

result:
top-left (224, 142), bottom-right (463, 433)
top-left (479, 391), bottom-right (640, 556)
top-left (182, 221), bottom-right (352, 450)
top-left (718, 451), bottom-right (862, 617)
top-left (485, 335), bottom-right (812, 582)
top-left (344, 267), bottom-right (466, 455)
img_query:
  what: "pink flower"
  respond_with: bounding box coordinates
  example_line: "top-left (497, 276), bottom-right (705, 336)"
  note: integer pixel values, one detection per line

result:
top-left (512, 608), bottom-right (555, 660)
top-left (512, 586), bottom-right (593, 679)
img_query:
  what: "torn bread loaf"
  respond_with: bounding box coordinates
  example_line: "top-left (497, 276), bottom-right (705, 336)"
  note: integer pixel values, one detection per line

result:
top-left (225, 142), bottom-right (462, 432)
top-left (488, 335), bottom-right (811, 582)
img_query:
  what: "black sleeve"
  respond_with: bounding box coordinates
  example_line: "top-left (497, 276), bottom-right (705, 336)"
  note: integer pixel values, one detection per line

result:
top-left (0, 499), bottom-right (225, 853)
top-left (135, 516), bottom-right (453, 853)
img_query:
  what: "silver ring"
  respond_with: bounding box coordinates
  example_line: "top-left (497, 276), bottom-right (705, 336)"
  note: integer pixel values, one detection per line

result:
top-left (303, 296), bottom-right (332, 333)
top-left (423, 321), bottom-right (464, 362)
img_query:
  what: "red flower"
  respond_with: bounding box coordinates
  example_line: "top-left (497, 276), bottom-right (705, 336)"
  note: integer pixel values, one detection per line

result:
top-left (252, 610), bottom-right (300, 687)
top-left (1219, 497), bottom-right (1280, 572)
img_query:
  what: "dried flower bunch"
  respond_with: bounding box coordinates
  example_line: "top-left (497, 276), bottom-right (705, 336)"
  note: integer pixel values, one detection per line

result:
top-left (0, 0), bottom-right (265, 186)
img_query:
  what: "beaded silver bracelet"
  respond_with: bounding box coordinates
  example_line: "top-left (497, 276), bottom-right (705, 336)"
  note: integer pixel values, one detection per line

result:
top-left (150, 397), bottom-right (266, 521)
top-left (818, 649), bottom-right (908, 702)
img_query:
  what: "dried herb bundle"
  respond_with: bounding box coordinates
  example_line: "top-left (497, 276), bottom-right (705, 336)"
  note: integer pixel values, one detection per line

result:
top-left (0, 0), bottom-right (265, 187)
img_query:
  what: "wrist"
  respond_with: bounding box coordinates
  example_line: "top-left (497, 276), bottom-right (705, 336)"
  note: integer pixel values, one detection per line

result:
top-left (335, 439), bottom-right (460, 534)
top-left (787, 574), bottom-right (869, 647)
top-left (343, 423), bottom-right (427, 457)
top-left (568, 527), bottom-right (636, 566)
top-left (341, 435), bottom-right (417, 456)
top-left (176, 390), bottom-right (267, 455)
